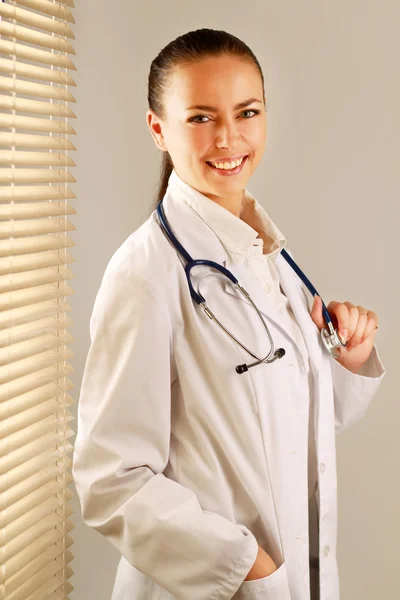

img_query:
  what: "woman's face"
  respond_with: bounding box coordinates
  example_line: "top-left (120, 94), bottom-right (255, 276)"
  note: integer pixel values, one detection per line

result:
top-left (147, 54), bottom-right (267, 213)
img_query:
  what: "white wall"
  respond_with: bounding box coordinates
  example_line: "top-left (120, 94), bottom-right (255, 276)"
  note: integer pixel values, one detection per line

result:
top-left (70, 1), bottom-right (399, 598)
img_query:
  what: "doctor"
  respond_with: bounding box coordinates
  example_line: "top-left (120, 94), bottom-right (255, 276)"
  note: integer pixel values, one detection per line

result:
top-left (73, 28), bottom-right (387, 600)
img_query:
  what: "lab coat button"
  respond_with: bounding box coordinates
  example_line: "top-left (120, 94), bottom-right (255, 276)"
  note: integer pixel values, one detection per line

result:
top-left (264, 282), bottom-right (271, 294)
top-left (320, 463), bottom-right (325, 473)
top-left (324, 545), bottom-right (330, 557)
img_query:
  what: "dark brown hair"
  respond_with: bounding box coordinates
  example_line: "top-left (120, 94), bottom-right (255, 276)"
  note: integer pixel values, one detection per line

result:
top-left (147, 28), bottom-right (266, 211)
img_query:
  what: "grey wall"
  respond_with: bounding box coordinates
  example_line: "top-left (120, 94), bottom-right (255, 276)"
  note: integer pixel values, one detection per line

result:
top-left (70, 1), bottom-right (399, 598)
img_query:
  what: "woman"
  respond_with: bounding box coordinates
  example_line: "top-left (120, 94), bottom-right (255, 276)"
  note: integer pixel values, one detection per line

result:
top-left (73, 29), bottom-right (386, 600)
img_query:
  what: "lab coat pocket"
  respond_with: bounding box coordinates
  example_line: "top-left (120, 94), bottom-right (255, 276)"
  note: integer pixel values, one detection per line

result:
top-left (232, 561), bottom-right (291, 600)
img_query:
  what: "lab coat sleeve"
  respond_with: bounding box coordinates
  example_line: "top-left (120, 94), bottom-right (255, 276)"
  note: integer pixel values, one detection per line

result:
top-left (72, 264), bottom-right (259, 600)
top-left (330, 343), bottom-right (387, 435)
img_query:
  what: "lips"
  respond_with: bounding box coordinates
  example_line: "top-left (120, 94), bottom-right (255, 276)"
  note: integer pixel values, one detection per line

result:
top-left (206, 154), bottom-right (249, 175)
top-left (206, 155), bottom-right (248, 167)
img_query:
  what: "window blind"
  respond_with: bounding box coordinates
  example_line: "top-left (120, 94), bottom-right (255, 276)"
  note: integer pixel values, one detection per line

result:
top-left (0, 1), bottom-right (76, 598)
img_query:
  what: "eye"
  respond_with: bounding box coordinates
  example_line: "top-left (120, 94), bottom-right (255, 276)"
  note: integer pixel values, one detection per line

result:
top-left (189, 109), bottom-right (260, 123)
top-left (241, 109), bottom-right (260, 118)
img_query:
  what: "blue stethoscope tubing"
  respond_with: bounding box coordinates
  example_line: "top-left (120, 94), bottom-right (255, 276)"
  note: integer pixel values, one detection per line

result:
top-left (156, 199), bottom-right (347, 373)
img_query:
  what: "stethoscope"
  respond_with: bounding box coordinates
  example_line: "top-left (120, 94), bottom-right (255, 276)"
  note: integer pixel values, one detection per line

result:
top-left (156, 198), bottom-right (347, 374)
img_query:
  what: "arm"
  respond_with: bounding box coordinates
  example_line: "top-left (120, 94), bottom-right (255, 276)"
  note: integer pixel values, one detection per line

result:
top-left (72, 265), bottom-right (258, 600)
top-left (330, 343), bottom-right (387, 435)
top-left (288, 246), bottom-right (388, 437)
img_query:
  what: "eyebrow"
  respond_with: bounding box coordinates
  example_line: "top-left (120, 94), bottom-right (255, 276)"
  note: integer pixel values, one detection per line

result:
top-left (185, 98), bottom-right (263, 112)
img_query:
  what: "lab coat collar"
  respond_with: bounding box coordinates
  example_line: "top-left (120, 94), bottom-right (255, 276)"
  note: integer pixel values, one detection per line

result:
top-left (166, 168), bottom-right (287, 265)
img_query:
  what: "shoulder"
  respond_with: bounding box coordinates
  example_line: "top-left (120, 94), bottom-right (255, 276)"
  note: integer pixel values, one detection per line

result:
top-left (89, 214), bottom-right (178, 338)
top-left (100, 210), bottom-right (179, 295)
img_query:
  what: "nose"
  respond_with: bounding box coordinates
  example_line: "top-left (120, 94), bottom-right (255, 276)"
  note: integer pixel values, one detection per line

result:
top-left (214, 120), bottom-right (241, 149)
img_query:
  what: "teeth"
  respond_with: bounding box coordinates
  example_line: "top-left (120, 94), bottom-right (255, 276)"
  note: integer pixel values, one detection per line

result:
top-left (210, 156), bottom-right (245, 170)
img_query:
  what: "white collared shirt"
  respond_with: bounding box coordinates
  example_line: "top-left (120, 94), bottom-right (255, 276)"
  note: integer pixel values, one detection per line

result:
top-left (170, 171), bottom-right (319, 504)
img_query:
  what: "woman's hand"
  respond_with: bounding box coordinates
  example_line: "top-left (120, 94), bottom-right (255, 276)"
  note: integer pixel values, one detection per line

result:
top-left (244, 545), bottom-right (278, 581)
top-left (310, 295), bottom-right (379, 374)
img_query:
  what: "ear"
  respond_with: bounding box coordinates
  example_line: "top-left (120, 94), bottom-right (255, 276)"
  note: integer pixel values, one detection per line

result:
top-left (146, 109), bottom-right (167, 151)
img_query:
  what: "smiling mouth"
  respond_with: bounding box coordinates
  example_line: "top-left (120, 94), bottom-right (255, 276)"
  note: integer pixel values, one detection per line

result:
top-left (206, 155), bottom-right (249, 175)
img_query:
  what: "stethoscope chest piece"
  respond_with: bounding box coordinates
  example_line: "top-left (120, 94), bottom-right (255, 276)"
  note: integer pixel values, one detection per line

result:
top-left (320, 324), bottom-right (347, 358)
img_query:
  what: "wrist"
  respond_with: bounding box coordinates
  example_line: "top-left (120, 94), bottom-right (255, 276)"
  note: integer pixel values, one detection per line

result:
top-left (336, 357), bottom-right (361, 374)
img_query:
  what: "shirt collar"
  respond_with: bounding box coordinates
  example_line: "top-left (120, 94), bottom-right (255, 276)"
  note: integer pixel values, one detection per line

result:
top-left (167, 168), bottom-right (287, 264)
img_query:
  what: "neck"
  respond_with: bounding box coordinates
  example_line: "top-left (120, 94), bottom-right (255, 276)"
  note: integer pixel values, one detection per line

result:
top-left (206, 190), bottom-right (245, 219)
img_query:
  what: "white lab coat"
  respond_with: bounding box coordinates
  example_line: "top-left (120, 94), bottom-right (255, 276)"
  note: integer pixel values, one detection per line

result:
top-left (73, 170), bottom-right (386, 600)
